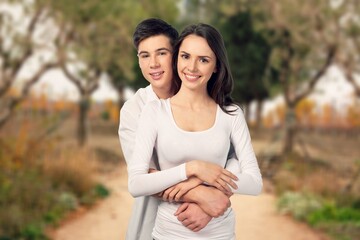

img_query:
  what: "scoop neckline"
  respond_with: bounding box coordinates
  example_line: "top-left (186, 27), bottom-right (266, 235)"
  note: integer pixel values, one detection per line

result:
top-left (165, 98), bottom-right (219, 133)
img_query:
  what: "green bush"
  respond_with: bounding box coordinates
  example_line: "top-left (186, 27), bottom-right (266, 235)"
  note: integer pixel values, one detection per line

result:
top-left (0, 160), bottom-right (109, 239)
top-left (307, 203), bottom-right (360, 225)
top-left (277, 191), bottom-right (322, 220)
top-left (277, 191), bottom-right (360, 240)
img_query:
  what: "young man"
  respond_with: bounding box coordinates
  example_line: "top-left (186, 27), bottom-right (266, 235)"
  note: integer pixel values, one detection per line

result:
top-left (119, 18), bottom-right (239, 240)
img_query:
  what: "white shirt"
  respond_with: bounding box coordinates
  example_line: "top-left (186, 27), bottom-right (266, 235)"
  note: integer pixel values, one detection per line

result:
top-left (119, 85), bottom-right (160, 240)
top-left (128, 98), bottom-right (262, 239)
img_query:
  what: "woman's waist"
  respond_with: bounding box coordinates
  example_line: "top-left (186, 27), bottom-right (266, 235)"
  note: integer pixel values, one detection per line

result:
top-left (154, 202), bottom-right (235, 239)
top-left (157, 201), bottom-right (234, 224)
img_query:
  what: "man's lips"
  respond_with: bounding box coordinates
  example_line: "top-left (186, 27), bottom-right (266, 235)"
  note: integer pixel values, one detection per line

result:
top-left (150, 71), bottom-right (164, 80)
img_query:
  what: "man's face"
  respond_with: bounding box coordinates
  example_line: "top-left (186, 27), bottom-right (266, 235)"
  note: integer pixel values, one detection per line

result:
top-left (137, 35), bottom-right (173, 93)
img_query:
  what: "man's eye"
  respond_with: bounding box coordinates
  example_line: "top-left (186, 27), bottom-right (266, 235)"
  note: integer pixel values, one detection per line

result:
top-left (159, 51), bottom-right (168, 56)
top-left (138, 54), bottom-right (149, 58)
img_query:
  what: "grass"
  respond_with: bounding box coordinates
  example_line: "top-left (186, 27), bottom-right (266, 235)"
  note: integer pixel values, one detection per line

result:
top-left (273, 152), bottom-right (360, 240)
top-left (0, 115), bottom-right (110, 240)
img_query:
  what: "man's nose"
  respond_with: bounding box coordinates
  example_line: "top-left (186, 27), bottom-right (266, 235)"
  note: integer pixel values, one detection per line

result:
top-left (149, 55), bottom-right (160, 68)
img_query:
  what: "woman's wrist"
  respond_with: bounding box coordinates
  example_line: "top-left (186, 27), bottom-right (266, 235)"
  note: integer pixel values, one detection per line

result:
top-left (186, 160), bottom-right (198, 178)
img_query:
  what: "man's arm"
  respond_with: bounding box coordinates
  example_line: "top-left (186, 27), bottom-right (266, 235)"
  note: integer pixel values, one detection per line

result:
top-left (119, 102), bottom-right (158, 169)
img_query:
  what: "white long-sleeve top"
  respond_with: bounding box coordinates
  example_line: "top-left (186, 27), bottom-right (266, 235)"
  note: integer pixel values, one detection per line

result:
top-left (128, 98), bottom-right (262, 197)
top-left (120, 86), bottom-right (242, 240)
top-left (128, 98), bottom-right (262, 240)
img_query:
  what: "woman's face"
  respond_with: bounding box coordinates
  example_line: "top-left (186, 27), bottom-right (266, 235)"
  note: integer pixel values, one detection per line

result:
top-left (177, 34), bottom-right (217, 91)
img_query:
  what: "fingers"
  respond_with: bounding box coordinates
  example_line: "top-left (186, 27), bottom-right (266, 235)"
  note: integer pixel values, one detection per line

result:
top-left (223, 169), bottom-right (238, 181)
top-left (162, 187), bottom-right (172, 201)
top-left (175, 202), bottom-right (189, 217)
top-left (180, 219), bottom-right (206, 232)
top-left (214, 179), bottom-right (231, 193)
top-left (163, 186), bottom-right (181, 202)
top-left (220, 174), bottom-right (238, 190)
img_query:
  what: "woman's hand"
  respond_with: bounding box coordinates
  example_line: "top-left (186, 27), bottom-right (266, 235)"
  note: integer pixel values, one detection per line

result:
top-left (161, 177), bottom-right (202, 202)
top-left (186, 160), bottom-right (238, 194)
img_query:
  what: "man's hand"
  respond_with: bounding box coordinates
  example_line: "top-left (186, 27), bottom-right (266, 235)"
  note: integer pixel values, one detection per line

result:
top-left (175, 203), bottom-right (212, 232)
top-left (161, 177), bottom-right (202, 202)
top-left (185, 185), bottom-right (231, 217)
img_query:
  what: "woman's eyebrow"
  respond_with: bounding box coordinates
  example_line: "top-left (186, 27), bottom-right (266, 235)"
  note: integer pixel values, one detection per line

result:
top-left (180, 50), bottom-right (212, 59)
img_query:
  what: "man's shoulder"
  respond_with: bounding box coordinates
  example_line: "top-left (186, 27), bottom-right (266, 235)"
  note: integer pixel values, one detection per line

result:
top-left (121, 87), bottom-right (149, 114)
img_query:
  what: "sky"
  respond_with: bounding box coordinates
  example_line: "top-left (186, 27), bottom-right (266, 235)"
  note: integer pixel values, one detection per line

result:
top-left (29, 69), bottom-right (135, 102)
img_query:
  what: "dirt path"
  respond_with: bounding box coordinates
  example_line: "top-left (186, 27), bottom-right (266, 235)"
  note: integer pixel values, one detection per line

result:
top-left (52, 127), bottom-right (329, 240)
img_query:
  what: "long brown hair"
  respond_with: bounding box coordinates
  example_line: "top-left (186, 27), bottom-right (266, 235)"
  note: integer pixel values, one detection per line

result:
top-left (172, 23), bottom-right (239, 114)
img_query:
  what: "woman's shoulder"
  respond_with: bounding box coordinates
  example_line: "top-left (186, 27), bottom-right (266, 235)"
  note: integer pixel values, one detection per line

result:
top-left (223, 104), bottom-right (244, 116)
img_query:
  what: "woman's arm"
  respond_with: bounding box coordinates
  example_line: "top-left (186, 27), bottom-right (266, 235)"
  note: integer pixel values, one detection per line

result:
top-left (229, 108), bottom-right (263, 195)
top-left (127, 101), bottom-right (188, 197)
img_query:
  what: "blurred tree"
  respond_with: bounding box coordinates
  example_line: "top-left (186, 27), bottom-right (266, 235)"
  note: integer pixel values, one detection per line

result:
top-left (338, 0), bottom-right (360, 98)
top-left (48, 0), bottom-right (147, 146)
top-left (254, 0), bottom-right (339, 154)
top-left (222, 11), bottom-right (272, 127)
top-left (295, 98), bottom-right (316, 128)
top-left (0, 0), bottom-right (58, 128)
top-left (346, 104), bottom-right (360, 128)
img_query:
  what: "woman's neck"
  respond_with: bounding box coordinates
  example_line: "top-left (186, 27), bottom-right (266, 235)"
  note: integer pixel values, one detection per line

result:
top-left (172, 86), bottom-right (213, 109)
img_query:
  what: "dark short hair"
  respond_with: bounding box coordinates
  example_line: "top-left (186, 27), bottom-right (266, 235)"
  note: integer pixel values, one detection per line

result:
top-left (133, 18), bottom-right (179, 50)
top-left (172, 23), bottom-right (238, 113)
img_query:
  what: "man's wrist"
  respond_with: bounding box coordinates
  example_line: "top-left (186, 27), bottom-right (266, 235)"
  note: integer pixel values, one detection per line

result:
top-left (181, 184), bottom-right (207, 203)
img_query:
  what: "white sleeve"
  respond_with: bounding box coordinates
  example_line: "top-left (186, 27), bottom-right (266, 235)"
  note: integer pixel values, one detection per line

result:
top-left (127, 101), bottom-right (187, 198)
top-left (119, 101), bottom-right (157, 169)
top-left (119, 102), bottom-right (138, 166)
top-left (230, 109), bottom-right (263, 195)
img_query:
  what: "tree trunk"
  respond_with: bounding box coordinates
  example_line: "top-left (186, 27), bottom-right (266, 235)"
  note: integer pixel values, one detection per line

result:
top-left (255, 99), bottom-right (263, 129)
top-left (117, 83), bottom-right (126, 112)
top-left (283, 106), bottom-right (297, 154)
top-left (244, 102), bottom-right (251, 124)
top-left (78, 96), bottom-right (90, 147)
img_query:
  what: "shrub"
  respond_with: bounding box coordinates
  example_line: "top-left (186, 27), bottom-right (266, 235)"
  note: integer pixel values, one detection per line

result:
top-left (277, 191), bottom-right (322, 220)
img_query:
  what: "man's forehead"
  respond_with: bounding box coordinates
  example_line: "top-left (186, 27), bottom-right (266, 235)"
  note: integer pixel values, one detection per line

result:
top-left (138, 35), bottom-right (173, 52)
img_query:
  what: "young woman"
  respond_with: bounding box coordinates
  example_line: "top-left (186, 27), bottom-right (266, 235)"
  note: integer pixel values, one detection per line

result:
top-left (127, 23), bottom-right (262, 240)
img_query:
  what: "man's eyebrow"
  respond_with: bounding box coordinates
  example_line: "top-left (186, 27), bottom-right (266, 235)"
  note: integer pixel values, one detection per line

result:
top-left (137, 50), bottom-right (148, 55)
top-left (138, 47), bottom-right (172, 55)
top-left (156, 47), bottom-right (172, 52)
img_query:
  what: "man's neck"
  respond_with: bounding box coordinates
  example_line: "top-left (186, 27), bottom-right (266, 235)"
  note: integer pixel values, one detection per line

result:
top-left (152, 86), bottom-right (172, 99)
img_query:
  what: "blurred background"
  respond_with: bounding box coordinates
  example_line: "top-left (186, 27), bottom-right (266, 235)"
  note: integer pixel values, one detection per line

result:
top-left (0, 0), bottom-right (359, 239)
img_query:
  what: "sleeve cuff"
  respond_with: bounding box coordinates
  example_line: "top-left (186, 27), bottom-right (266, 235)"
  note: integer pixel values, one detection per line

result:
top-left (180, 163), bottom-right (187, 181)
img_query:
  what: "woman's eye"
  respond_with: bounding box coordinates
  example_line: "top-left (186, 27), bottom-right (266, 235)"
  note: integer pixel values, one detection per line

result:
top-left (200, 58), bottom-right (209, 63)
top-left (180, 54), bottom-right (189, 59)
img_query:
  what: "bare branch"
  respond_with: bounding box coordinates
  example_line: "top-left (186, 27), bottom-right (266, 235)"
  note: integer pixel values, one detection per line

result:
top-left (9, 7), bottom-right (46, 80)
top-left (0, 61), bottom-right (57, 128)
top-left (345, 68), bottom-right (360, 97)
top-left (0, 75), bottom-right (13, 97)
top-left (294, 44), bottom-right (337, 103)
